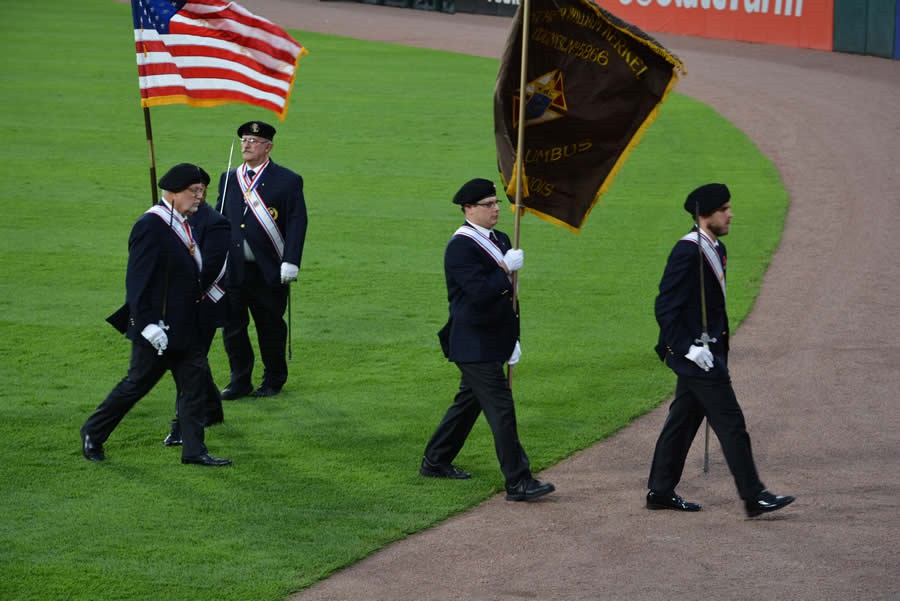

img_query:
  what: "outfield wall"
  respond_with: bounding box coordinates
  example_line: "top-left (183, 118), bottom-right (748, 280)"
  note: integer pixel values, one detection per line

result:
top-left (596, 0), bottom-right (835, 50)
top-left (350, 0), bottom-right (517, 17)
top-left (833, 0), bottom-right (899, 58)
top-left (344, 0), bottom-right (900, 59)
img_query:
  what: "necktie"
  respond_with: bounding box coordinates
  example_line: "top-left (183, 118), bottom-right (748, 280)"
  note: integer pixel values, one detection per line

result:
top-left (489, 231), bottom-right (505, 252)
top-left (247, 169), bottom-right (256, 179)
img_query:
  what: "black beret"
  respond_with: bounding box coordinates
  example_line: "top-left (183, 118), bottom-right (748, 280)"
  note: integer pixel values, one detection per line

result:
top-left (453, 178), bottom-right (497, 205)
top-left (158, 163), bottom-right (210, 192)
top-left (237, 120), bottom-right (276, 140)
top-left (684, 183), bottom-right (730, 216)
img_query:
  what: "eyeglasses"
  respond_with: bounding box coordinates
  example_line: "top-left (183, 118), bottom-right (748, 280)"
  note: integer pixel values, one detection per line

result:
top-left (475, 200), bottom-right (500, 208)
top-left (186, 186), bottom-right (206, 197)
top-left (240, 137), bottom-right (270, 146)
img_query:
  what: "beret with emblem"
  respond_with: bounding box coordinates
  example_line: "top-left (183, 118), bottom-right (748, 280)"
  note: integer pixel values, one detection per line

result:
top-left (237, 120), bottom-right (276, 140)
top-left (453, 178), bottom-right (498, 205)
top-left (684, 183), bottom-right (730, 216)
top-left (158, 163), bottom-right (210, 192)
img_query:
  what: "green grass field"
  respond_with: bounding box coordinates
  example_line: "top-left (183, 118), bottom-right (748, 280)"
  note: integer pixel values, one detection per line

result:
top-left (0, 1), bottom-right (787, 599)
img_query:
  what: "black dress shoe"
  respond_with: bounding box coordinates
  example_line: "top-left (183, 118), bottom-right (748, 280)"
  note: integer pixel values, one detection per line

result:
top-left (251, 384), bottom-right (281, 398)
top-left (745, 490), bottom-right (795, 517)
top-left (181, 454), bottom-right (232, 467)
top-left (163, 419), bottom-right (182, 446)
top-left (221, 383), bottom-right (253, 400)
top-left (81, 432), bottom-right (105, 462)
top-left (420, 458), bottom-right (471, 479)
top-left (646, 490), bottom-right (702, 512)
top-left (505, 478), bottom-right (556, 501)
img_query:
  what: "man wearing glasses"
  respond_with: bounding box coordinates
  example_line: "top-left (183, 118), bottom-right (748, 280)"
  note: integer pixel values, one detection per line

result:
top-left (420, 178), bottom-right (555, 502)
top-left (216, 121), bottom-right (308, 400)
top-left (161, 188), bottom-right (231, 448)
top-left (80, 163), bottom-right (232, 466)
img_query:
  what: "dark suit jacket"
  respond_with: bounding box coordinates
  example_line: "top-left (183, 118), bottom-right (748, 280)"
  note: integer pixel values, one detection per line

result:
top-left (654, 229), bottom-right (730, 378)
top-left (189, 202), bottom-right (230, 331)
top-left (441, 225), bottom-right (519, 363)
top-left (216, 160), bottom-right (308, 288)
top-left (120, 210), bottom-right (203, 351)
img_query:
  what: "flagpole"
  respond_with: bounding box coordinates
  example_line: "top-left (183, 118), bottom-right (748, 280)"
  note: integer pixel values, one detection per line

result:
top-left (219, 140), bottom-right (235, 215)
top-left (142, 106), bottom-right (159, 205)
top-left (512, 0), bottom-right (530, 251)
top-left (508, 0), bottom-right (531, 386)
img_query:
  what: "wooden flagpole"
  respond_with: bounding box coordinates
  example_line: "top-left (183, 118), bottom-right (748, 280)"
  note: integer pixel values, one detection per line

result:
top-left (512, 0), bottom-right (530, 252)
top-left (508, 0), bottom-right (531, 386)
top-left (142, 106), bottom-right (159, 205)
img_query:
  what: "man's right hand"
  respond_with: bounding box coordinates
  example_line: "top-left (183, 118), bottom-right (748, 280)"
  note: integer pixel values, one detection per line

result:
top-left (141, 324), bottom-right (168, 354)
top-left (685, 345), bottom-right (713, 371)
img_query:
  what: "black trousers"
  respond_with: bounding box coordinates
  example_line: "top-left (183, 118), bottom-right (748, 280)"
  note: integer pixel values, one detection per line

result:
top-left (423, 361), bottom-right (531, 486)
top-left (173, 326), bottom-right (223, 426)
top-left (82, 341), bottom-right (209, 458)
top-left (222, 262), bottom-right (289, 390)
top-left (648, 375), bottom-right (765, 500)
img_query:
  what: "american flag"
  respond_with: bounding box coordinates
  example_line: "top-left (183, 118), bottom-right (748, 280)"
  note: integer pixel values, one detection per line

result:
top-left (131, 0), bottom-right (307, 119)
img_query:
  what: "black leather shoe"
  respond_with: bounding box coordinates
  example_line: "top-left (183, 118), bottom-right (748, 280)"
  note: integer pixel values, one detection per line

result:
top-left (505, 478), bottom-right (556, 501)
top-left (251, 384), bottom-right (281, 398)
top-left (646, 490), bottom-right (702, 512)
top-left (420, 458), bottom-right (471, 479)
top-left (163, 420), bottom-right (182, 447)
top-left (81, 432), bottom-right (105, 462)
top-left (221, 383), bottom-right (253, 400)
top-left (745, 490), bottom-right (795, 517)
top-left (182, 454), bottom-right (232, 467)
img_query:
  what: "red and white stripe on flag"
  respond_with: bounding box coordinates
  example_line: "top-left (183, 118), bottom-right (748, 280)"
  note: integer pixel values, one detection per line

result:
top-left (132, 0), bottom-right (307, 119)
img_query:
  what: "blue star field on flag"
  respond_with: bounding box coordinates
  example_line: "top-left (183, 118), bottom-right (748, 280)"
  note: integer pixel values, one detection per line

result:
top-left (131, 0), bottom-right (187, 33)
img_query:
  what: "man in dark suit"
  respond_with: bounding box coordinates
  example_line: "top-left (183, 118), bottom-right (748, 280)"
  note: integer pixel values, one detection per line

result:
top-left (162, 199), bottom-right (230, 446)
top-left (216, 121), bottom-right (308, 399)
top-left (647, 183), bottom-right (794, 517)
top-left (80, 163), bottom-right (231, 466)
top-left (421, 178), bottom-right (555, 502)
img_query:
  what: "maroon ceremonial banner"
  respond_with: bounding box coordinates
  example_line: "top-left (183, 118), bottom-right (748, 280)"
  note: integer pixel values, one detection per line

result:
top-left (131, 0), bottom-right (307, 119)
top-left (494, 0), bottom-right (685, 232)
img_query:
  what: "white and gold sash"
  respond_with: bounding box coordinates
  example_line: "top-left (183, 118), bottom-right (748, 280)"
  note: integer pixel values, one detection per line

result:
top-left (146, 204), bottom-right (203, 271)
top-left (681, 228), bottom-right (725, 298)
top-left (238, 161), bottom-right (285, 261)
top-left (453, 224), bottom-right (505, 266)
top-left (204, 258), bottom-right (227, 303)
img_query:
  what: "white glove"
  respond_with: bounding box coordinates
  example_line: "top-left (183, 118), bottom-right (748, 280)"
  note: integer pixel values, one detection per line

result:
top-left (508, 341), bottom-right (522, 366)
top-left (280, 262), bottom-right (299, 284)
top-left (502, 249), bottom-right (524, 272)
top-left (141, 323), bottom-right (168, 354)
top-left (685, 344), bottom-right (714, 371)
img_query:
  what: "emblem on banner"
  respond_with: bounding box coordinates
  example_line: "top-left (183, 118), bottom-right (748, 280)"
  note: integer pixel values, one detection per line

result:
top-left (513, 70), bottom-right (568, 127)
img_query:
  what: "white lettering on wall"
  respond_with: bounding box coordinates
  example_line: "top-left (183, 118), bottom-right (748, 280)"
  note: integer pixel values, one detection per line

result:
top-left (484, 0), bottom-right (804, 16)
top-left (618, 0), bottom-right (802, 15)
